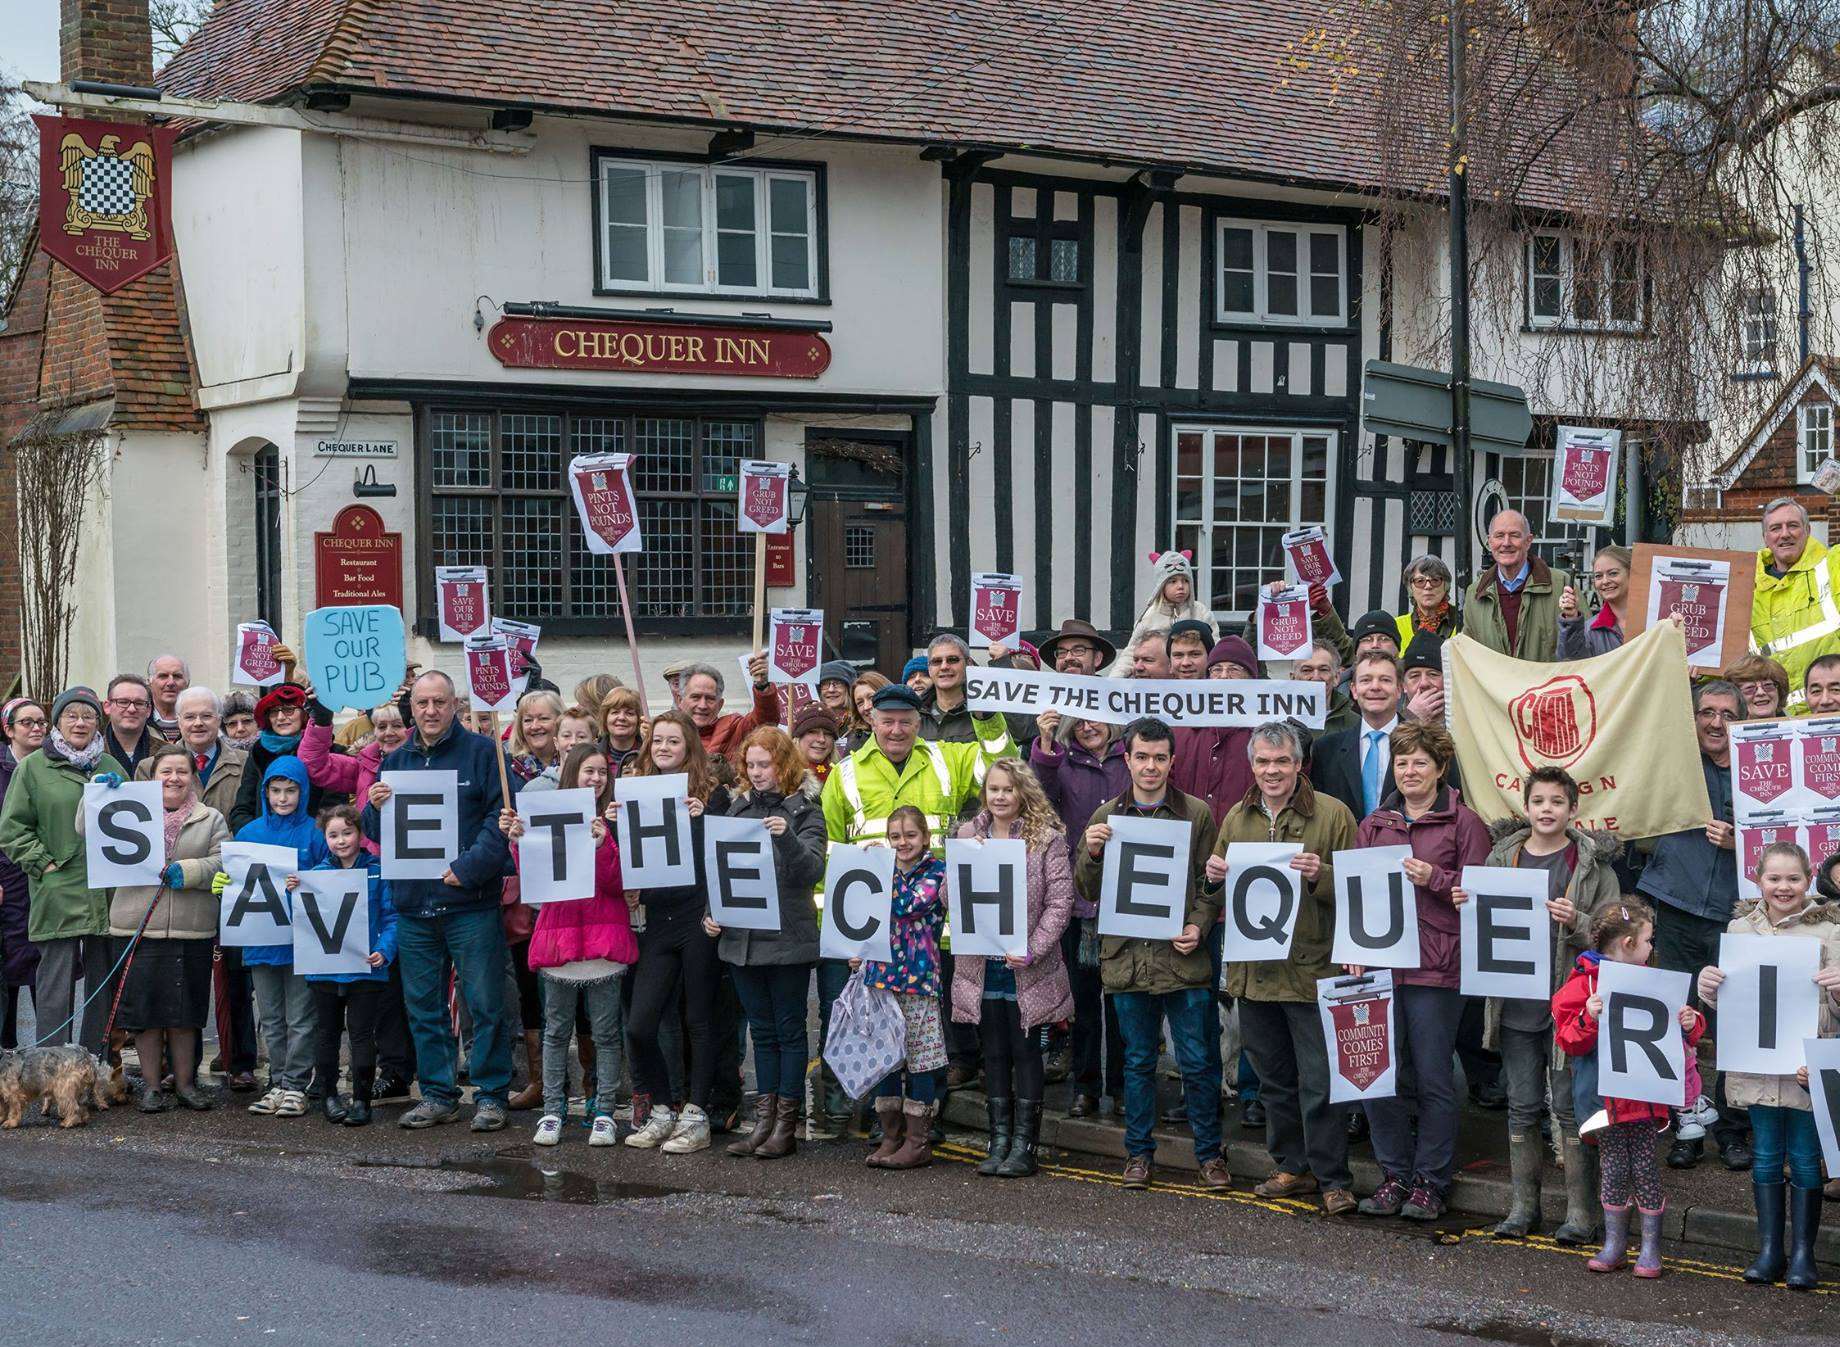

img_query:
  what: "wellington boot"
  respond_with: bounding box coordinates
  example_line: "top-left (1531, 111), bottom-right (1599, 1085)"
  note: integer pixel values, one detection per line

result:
top-left (1552, 1127), bottom-right (1599, 1245)
top-left (1743, 1181), bottom-right (1786, 1284)
top-left (1493, 1129), bottom-right (1543, 1238)
top-left (865, 1100), bottom-right (906, 1167)
top-left (978, 1097), bottom-right (1014, 1177)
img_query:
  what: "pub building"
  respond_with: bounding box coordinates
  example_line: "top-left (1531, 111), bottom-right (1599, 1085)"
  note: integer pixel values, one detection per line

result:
top-left (6, 1), bottom-right (1673, 693)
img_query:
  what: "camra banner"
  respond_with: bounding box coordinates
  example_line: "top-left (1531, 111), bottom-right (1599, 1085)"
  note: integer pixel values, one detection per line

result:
top-left (1443, 623), bottom-right (1710, 838)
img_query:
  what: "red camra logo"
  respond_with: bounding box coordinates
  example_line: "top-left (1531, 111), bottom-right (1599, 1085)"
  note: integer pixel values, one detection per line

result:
top-left (1509, 674), bottom-right (1597, 770)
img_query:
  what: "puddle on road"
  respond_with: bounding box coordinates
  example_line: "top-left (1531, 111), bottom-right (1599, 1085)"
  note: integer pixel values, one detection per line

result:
top-left (356, 1148), bottom-right (691, 1206)
top-left (1424, 1318), bottom-right (1599, 1347)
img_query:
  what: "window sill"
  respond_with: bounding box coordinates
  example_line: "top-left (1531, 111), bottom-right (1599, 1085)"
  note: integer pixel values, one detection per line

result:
top-left (589, 286), bottom-right (832, 306)
top-left (414, 615), bottom-right (752, 640)
top-left (1730, 369), bottom-right (1780, 383)
top-left (1003, 277), bottom-right (1087, 292)
top-left (1520, 323), bottom-right (1648, 340)
top-left (1210, 319), bottom-right (1356, 338)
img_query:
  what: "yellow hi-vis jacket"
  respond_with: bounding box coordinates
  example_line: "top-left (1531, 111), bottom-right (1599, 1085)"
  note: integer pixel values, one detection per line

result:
top-left (821, 714), bottom-right (1013, 849)
top-left (1752, 538), bottom-right (1840, 710)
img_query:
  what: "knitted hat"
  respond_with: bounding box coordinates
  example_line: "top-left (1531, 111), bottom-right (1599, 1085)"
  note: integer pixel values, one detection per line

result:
top-left (1350, 610), bottom-right (1401, 652)
top-left (900, 655), bottom-right (930, 682)
top-left (1402, 634), bottom-right (1443, 675)
top-left (792, 706), bottom-right (840, 740)
top-left (817, 660), bottom-right (857, 689)
top-left (1148, 549), bottom-right (1196, 589)
top-left (1207, 636), bottom-right (1258, 675)
top-left (50, 687), bottom-right (102, 724)
top-left (1168, 618), bottom-right (1215, 650)
top-left (253, 684), bottom-right (308, 728)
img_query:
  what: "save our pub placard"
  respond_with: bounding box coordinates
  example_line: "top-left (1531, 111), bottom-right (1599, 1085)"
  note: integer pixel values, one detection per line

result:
top-left (434, 566), bottom-right (490, 643)
top-left (767, 609), bottom-right (825, 687)
top-left (969, 573), bottom-right (1024, 649)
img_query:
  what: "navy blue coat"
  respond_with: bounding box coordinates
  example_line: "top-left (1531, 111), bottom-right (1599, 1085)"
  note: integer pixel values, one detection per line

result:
top-left (362, 720), bottom-right (514, 919)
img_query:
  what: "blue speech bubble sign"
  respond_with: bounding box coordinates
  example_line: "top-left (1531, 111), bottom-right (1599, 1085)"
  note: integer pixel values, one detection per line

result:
top-left (304, 605), bottom-right (407, 711)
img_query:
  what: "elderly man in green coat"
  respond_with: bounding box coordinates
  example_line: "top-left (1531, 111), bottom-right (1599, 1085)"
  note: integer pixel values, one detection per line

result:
top-left (1461, 509), bottom-right (1572, 661)
top-left (0, 687), bottom-right (128, 1051)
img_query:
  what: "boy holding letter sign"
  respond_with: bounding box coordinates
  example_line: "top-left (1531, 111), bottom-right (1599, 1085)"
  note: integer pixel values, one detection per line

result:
top-left (1695, 839), bottom-right (1840, 1288)
top-left (1209, 718), bottom-right (1359, 1209)
top-left (1074, 717), bottom-right (1231, 1190)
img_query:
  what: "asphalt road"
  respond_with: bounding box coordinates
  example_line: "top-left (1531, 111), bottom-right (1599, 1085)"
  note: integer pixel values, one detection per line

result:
top-left (2, 1099), bottom-right (1833, 1347)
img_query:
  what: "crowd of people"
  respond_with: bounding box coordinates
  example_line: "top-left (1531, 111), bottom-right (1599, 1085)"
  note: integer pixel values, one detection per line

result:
top-left (0, 500), bottom-right (1837, 1290)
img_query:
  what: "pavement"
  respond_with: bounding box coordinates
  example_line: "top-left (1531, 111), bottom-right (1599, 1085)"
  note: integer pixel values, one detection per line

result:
top-left (1, 1084), bottom-right (1835, 1347)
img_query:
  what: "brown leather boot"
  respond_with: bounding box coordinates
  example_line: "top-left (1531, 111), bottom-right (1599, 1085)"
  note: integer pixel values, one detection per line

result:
top-left (756, 1095), bottom-right (798, 1159)
top-left (865, 1100), bottom-right (906, 1167)
top-left (727, 1093), bottom-right (776, 1157)
top-left (883, 1099), bottom-right (935, 1170)
top-left (506, 1029), bottom-right (543, 1110)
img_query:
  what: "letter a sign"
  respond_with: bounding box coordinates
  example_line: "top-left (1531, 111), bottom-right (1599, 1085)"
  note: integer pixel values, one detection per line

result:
top-left (568, 453), bottom-right (642, 554)
top-left (36, 114), bottom-right (178, 294)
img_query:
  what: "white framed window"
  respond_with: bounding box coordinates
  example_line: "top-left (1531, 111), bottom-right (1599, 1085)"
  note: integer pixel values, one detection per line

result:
top-left (1740, 287), bottom-right (1779, 372)
top-left (1800, 402), bottom-right (1833, 481)
top-left (1526, 230), bottom-right (1642, 331)
top-left (1682, 483), bottom-right (1723, 512)
top-left (1216, 220), bottom-right (1347, 325)
top-left (596, 156), bottom-right (820, 297)
top-left (1171, 425), bottom-right (1334, 617)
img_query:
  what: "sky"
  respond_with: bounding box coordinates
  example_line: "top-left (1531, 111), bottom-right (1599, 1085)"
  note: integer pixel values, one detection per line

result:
top-left (2, 0), bottom-right (65, 85)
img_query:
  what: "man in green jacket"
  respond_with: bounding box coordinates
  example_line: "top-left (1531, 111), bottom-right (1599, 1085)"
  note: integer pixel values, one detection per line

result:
top-left (1461, 509), bottom-right (1571, 661)
top-left (1074, 716), bottom-right (1227, 1193)
top-left (1209, 721), bottom-right (1358, 1214)
top-left (0, 687), bottom-right (128, 1051)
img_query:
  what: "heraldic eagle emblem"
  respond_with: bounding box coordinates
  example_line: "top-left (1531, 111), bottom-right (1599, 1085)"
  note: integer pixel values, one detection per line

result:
top-left (57, 130), bottom-right (156, 240)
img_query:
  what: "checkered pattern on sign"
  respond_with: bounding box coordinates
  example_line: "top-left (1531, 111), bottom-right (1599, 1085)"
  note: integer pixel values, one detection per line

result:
top-left (79, 157), bottom-right (137, 216)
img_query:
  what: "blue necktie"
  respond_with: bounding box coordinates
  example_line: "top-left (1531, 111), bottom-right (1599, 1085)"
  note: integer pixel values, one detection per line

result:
top-left (1362, 729), bottom-right (1386, 815)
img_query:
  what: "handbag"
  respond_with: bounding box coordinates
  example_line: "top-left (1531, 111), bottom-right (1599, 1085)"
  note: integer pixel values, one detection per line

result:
top-left (823, 966), bottom-right (908, 1100)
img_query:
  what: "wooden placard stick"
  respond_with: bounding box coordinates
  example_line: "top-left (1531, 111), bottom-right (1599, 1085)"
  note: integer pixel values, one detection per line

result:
top-left (613, 552), bottom-right (650, 719)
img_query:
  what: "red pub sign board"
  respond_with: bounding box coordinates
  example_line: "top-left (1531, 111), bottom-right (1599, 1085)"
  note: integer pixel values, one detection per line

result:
top-left (35, 114), bottom-right (179, 294)
top-left (315, 504), bottom-right (405, 609)
top-left (488, 316), bottom-right (831, 379)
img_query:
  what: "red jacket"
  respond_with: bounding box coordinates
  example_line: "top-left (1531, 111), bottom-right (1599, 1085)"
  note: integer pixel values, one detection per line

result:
top-left (1353, 786), bottom-right (1491, 988)
top-left (1552, 951), bottom-right (1706, 1124)
top-left (1170, 726), bottom-right (1252, 827)
top-left (525, 831), bottom-right (638, 970)
top-left (699, 682), bottom-right (781, 764)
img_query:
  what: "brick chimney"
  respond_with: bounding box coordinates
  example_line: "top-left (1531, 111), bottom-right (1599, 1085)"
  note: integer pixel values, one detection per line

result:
top-left (61, 0), bottom-right (154, 86)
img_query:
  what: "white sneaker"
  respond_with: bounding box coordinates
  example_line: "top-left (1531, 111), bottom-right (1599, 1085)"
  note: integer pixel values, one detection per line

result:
top-left (623, 1104), bottom-right (676, 1148)
top-left (275, 1090), bottom-right (308, 1117)
top-left (661, 1104), bottom-right (711, 1154)
top-left (1675, 1115), bottom-right (1706, 1142)
top-left (533, 1114), bottom-right (563, 1146)
top-left (588, 1116), bottom-right (617, 1147)
top-left (1680, 1094), bottom-right (1720, 1129)
top-left (247, 1087), bottom-right (286, 1115)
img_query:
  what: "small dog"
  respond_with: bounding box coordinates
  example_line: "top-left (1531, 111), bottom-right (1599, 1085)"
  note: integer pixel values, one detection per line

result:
top-left (0, 1046), bottom-right (128, 1128)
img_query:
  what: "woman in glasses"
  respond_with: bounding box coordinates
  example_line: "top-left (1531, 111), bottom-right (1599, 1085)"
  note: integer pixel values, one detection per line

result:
top-left (1395, 555), bottom-right (1461, 651)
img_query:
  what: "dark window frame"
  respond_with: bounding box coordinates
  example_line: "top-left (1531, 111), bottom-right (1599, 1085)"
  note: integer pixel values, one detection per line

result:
top-left (1001, 193), bottom-right (1087, 291)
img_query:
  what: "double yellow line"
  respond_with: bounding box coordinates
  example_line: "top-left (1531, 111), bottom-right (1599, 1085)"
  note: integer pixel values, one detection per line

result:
top-left (933, 1141), bottom-right (1836, 1294)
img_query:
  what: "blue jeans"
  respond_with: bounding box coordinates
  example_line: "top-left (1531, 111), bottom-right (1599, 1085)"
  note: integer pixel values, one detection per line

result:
top-left (396, 906), bottom-right (513, 1107)
top-left (1750, 1104), bottom-right (1824, 1190)
top-left (1362, 984), bottom-right (1463, 1193)
top-left (732, 962), bottom-right (813, 1100)
top-left (1114, 986), bottom-right (1221, 1164)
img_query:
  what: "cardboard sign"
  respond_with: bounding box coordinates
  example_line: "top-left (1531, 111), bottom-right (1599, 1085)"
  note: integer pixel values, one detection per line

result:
top-left (944, 837), bottom-right (1028, 958)
top-left (1715, 933), bottom-right (1823, 1076)
top-left (464, 636), bottom-right (520, 714)
top-left (82, 781), bottom-right (165, 887)
top-left (292, 869), bottom-right (372, 975)
top-left (1550, 426), bottom-right (1619, 526)
top-left (491, 618), bottom-right (540, 684)
top-left (969, 573), bottom-right (1025, 649)
top-left (965, 667), bottom-right (1325, 730)
top-left (1318, 971), bottom-right (1397, 1103)
top-left (1256, 584), bottom-right (1312, 662)
top-left (514, 787), bottom-right (597, 904)
top-left (568, 452), bottom-right (642, 554)
top-left (818, 843), bottom-right (896, 963)
top-left (737, 460), bottom-right (791, 535)
top-left (767, 608), bottom-right (825, 687)
top-left (1283, 525), bottom-right (1340, 588)
top-left (218, 841), bottom-right (296, 947)
top-left (1331, 846), bottom-right (1420, 969)
top-left (434, 566), bottom-right (491, 644)
top-left (379, 770), bottom-right (459, 880)
top-left (1220, 842), bottom-right (1304, 963)
top-left (1458, 865), bottom-right (1552, 1001)
top-left (1096, 815), bottom-right (1192, 941)
top-left (233, 621), bottom-right (284, 687)
top-left (1626, 543), bottom-right (1755, 674)
top-left (1732, 721), bottom-right (1800, 821)
top-left (1802, 724), bottom-right (1840, 803)
top-left (304, 604), bottom-right (407, 711)
top-left (703, 814), bottom-right (781, 932)
top-left (614, 773), bottom-right (695, 888)
top-left (1596, 961), bottom-right (1692, 1109)
top-left (1807, 1039), bottom-right (1840, 1175)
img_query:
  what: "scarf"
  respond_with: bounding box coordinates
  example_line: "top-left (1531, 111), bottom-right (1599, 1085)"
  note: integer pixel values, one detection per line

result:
top-left (1413, 600), bottom-right (1452, 634)
top-left (226, 732), bottom-right (258, 752)
top-left (47, 729), bottom-right (105, 770)
top-left (163, 797), bottom-right (194, 862)
top-left (259, 728), bottom-right (302, 755)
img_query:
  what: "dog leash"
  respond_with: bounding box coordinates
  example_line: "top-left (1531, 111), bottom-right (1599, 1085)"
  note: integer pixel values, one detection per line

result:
top-left (28, 883), bottom-right (166, 1049)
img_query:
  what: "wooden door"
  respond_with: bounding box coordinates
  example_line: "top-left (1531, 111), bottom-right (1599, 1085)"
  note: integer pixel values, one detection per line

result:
top-left (806, 497), bottom-right (909, 674)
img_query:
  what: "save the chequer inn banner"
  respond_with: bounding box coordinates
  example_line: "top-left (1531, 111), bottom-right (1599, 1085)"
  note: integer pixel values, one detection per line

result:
top-left (1444, 622), bottom-right (1711, 838)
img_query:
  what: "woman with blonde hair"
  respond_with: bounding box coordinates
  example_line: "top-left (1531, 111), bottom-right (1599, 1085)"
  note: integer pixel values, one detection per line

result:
top-left (508, 689), bottom-right (566, 783)
top-left (598, 686), bottom-right (646, 775)
top-left (951, 757), bottom-right (1074, 1178)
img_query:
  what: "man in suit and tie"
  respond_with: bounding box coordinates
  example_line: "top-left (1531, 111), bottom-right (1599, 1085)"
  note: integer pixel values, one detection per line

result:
top-left (1310, 649), bottom-right (1401, 820)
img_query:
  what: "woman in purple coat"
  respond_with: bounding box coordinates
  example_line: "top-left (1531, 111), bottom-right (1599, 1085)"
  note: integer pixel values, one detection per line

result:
top-left (0, 698), bottom-right (47, 1047)
top-left (1031, 712), bottom-right (1128, 1118)
top-left (952, 758), bottom-right (1074, 1180)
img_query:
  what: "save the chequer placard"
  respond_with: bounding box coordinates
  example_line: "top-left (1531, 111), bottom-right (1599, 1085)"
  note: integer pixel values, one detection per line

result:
top-left (965, 667), bottom-right (1324, 729)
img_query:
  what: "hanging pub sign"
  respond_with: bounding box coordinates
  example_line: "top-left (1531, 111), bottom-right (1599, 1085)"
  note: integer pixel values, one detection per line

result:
top-left (568, 453), bottom-right (642, 554)
top-left (35, 114), bottom-right (178, 295)
top-left (1550, 426), bottom-right (1620, 526)
top-left (488, 316), bottom-right (832, 380)
top-left (737, 460), bottom-right (792, 535)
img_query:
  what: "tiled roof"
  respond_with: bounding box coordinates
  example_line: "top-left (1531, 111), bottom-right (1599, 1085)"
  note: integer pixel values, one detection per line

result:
top-left (157, 0), bottom-right (1624, 213)
top-left (29, 259), bottom-right (203, 432)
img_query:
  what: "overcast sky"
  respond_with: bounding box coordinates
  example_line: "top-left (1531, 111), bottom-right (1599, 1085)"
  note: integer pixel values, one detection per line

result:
top-left (4, 1), bottom-right (65, 85)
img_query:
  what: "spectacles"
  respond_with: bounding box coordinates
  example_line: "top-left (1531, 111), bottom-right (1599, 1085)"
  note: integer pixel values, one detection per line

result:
top-left (1408, 576), bottom-right (1445, 588)
top-left (11, 716), bottom-right (45, 729)
top-left (110, 697), bottom-right (151, 710)
top-left (1694, 708), bottom-right (1738, 722)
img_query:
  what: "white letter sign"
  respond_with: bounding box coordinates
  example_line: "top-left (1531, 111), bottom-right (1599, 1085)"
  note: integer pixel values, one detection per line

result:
top-left (1096, 815), bottom-right (1191, 941)
top-left (1715, 933), bottom-right (1822, 1076)
top-left (1331, 846), bottom-right (1419, 969)
top-left (82, 781), bottom-right (164, 887)
top-left (945, 837), bottom-right (1028, 958)
top-left (703, 813), bottom-right (781, 932)
top-left (1597, 961), bottom-right (1691, 1109)
top-left (380, 770), bottom-right (459, 880)
top-left (1459, 865), bottom-right (1553, 1001)
top-left (1221, 842), bottom-right (1304, 963)
top-left (819, 843), bottom-right (896, 963)
top-left (1806, 1039), bottom-right (1840, 1175)
top-left (292, 869), bottom-right (372, 975)
top-left (218, 841), bottom-right (296, 947)
top-left (614, 773), bottom-right (695, 888)
top-left (516, 787), bottom-right (597, 905)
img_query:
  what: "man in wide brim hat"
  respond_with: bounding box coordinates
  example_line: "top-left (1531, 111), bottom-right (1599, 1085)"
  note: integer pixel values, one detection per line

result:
top-left (1035, 619), bottom-right (1117, 675)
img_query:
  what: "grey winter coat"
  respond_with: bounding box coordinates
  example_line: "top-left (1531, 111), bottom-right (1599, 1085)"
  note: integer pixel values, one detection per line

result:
top-left (715, 777), bottom-right (827, 966)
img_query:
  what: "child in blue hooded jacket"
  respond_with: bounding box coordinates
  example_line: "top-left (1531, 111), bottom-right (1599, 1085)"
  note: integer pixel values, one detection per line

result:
top-left (292, 803), bottom-right (397, 1127)
top-left (215, 755), bottom-right (330, 1117)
